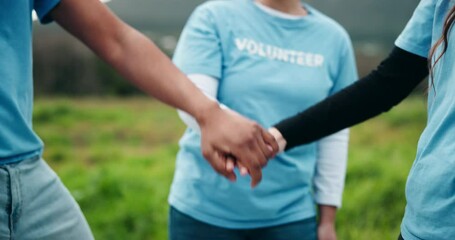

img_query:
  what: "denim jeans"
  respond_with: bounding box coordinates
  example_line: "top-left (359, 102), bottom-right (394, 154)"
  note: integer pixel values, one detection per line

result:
top-left (0, 157), bottom-right (93, 240)
top-left (169, 207), bottom-right (317, 240)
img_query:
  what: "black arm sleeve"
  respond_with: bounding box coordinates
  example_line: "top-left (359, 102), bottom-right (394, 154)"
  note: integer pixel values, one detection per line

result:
top-left (274, 47), bottom-right (429, 151)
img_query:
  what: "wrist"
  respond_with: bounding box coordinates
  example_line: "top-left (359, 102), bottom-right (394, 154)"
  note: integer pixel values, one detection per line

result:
top-left (193, 99), bottom-right (221, 127)
top-left (318, 205), bottom-right (337, 226)
top-left (268, 127), bottom-right (286, 152)
top-left (319, 220), bottom-right (336, 227)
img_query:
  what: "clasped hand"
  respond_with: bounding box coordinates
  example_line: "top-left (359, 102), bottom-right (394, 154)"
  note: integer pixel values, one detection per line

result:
top-left (197, 105), bottom-right (281, 187)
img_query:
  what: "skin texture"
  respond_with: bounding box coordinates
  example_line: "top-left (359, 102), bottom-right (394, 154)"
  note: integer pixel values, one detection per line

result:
top-left (318, 205), bottom-right (337, 240)
top-left (48, 0), bottom-right (278, 187)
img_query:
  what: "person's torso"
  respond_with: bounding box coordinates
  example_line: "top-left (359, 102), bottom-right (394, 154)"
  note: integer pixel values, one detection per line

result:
top-left (401, 0), bottom-right (455, 239)
top-left (170, 0), bottom-right (354, 228)
top-left (0, 0), bottom-right (43, 164)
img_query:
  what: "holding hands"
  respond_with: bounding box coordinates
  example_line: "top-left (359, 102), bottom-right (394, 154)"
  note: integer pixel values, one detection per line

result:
top-left (195, 105), bottom-right (279, 187)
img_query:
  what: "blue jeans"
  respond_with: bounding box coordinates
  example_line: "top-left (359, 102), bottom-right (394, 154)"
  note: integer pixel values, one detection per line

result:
top-left (0, 157), bottom-right (93, 240)
top-left (169, 207), bottom-right (317, 240)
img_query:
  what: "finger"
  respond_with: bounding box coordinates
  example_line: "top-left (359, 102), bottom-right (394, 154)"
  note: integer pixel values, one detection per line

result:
top-left (254, 134), bottom-right (271, 167)
top-left (248, 163), bottom-right (262, 188)
top-left (262, 129), bottom-right (279, 157)
top-left (224, 153), bottom-right (238, 181)
top-left (206, 150), bottom-right (236, 182)
top-left (226, 154), bottom-right (248, 176)
top-left (205, 144), bottom-right (237, 181)
top-left (226, 157), bottom-right (235, 173)
top-left (236, 161), bottom-right (249, 176)
top-left (219, 152), bottom-right (237, 182)
top-left (237, 138), bottom-right (266, 187)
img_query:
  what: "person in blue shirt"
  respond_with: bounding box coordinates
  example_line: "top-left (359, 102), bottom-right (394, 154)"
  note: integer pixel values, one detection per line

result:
top-left (268, 0), bottom-right (455, 239)
top-left (0, 0), bottom-right (279, 238)
top-left (169, 0), bottom-right (358, 239)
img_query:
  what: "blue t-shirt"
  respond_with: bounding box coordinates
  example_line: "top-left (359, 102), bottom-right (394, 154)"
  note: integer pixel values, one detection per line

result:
top-left (0, 0), bottom-right (60, 164)
top-left (170, 0), bottom-right (357, 228)
top-left (395, 0), bottom-right (455, 239)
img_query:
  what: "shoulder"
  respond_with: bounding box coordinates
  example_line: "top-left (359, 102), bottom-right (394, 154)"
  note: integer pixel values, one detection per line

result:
top-left (188, 0), bottom-right (247, 30)
top-left (308, 5), bottom-right (352, 46)
top-left (193, 0), bottom-right (244, 18)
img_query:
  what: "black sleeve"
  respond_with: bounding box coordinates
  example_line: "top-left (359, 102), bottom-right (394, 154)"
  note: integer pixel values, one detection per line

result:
top-left (274, 47), bottom-right (429, 151)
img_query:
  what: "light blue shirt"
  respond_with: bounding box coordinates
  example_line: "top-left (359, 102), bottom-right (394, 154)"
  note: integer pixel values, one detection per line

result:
top-left (170, 0), bottom-right (357, 228)
top-left (0, 0), bottom-right (60, 164)
top-left (395, 0), bottom-right (455, 239)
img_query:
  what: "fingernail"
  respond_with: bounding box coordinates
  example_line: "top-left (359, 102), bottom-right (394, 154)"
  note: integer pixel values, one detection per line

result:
top-left (240, 168), bottom-right (247, 176)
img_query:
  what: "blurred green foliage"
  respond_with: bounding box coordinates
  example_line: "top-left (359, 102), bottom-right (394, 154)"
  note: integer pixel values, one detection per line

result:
top-left (33, 97), bottom-right (427, 240)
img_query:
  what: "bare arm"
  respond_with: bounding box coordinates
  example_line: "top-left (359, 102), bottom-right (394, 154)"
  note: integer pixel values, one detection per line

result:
top-left (50, 0), bottom-right (211, 118)
top-left (49, 0), bottom-right (278, 186)
top-left (318, 205), bottom-right (338, 240)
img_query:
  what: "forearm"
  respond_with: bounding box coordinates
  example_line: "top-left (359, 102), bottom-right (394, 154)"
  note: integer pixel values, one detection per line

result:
top-left (51, 0), bottom-right (216, 119)
top-left (318, 205), bottom-right (337, 226)
top-left (178, 74), bottom-right (230, 131)
top-left (105, 30), bottom-right (215, 118)
top-left (49, 0), bottom-right (278, 186)
top-left (274, 47), bottom-right (428, 150)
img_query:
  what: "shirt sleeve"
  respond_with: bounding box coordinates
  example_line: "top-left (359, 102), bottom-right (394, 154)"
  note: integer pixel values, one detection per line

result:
top-left (313, 36), bottom-right (356, 208)
top-left (395, 0), bottom-right (436, 58)
top-left (273, 47), bottom-right (429, 150)
top-left (34, 0), bottom-right (61, 24)
top-left (314, 129), bottom-right (349, 208)
top-left (177, 74), bottom-right (229, 132)
top-left (173, 5), bottom-right (223, 78)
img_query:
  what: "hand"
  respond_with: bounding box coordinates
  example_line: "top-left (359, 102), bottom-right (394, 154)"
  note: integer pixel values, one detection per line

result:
top-left (268, 128), bottom-right (287, 153)
top-left (318, 205), bottom-right (338, 240)
top-left (196, 104), bottom-right (278, 187)
top-left (225, 156), bottom-right (250, 177)
top-left (318, 222), bottom-right (337, 240)
top-left (226, 130), bottom-right (279, 177)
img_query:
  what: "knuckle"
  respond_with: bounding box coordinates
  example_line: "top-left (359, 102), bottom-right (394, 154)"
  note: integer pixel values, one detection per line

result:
top-left (247, 134), bottom-right (257, 143)
top-left (246, 138), bottom-right (255, 146)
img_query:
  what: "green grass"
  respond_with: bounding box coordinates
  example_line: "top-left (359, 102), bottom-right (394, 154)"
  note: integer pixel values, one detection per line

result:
top-left (33, 97), bottom-right (427, 240)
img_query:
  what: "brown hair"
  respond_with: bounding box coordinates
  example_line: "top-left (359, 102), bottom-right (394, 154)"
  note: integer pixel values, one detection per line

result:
top-left (428, 5), bottom-right (455, 87)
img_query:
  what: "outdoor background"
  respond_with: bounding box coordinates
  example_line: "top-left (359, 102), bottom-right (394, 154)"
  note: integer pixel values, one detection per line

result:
top-left (32, 0), bottom-right (426, 239)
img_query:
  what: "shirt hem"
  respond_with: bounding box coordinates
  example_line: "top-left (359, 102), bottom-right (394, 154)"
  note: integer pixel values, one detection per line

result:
top-left (0, 149), bottom-right (43, 166)
top-left (36, 0), bottom-right (61, 24)
top-left (169, 195), bottom-right (316, 229)
top-left (401, 224), bottom-right (424, 240)
top-left (394, 39), bottom-right (429, 58)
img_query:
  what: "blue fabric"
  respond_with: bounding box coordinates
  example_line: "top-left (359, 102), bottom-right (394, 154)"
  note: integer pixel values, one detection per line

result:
top-left (169, 207), bottom-right (317, 240)
top-left (395, 0), bottom-right (455, 239)
top-left (0, 157), bottom-right (93, 239)
top-left (0, 0), bottom-right (60, 164)
top-left (170, 0), bottom-right (357, 229)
